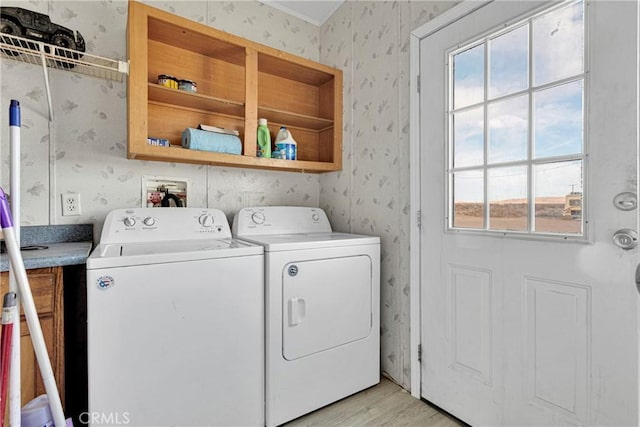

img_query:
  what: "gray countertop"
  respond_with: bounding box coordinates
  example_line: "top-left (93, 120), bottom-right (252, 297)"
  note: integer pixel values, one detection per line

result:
top-left (0, 224), bottom-right (93, 272)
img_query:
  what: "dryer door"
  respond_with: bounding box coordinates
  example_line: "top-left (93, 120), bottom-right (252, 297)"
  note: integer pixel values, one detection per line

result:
top-left (282, 255), bottom-right (372, 360)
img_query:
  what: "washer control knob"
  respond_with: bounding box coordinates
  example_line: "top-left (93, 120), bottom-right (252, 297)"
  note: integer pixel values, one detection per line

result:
top-left (199, 214), bottom-right (214, 227)
top-left (143, 216), bottom-right (156, 227)
top-left (312, 213), bottom-right (320, 221)
top-left (123, 217), bottom-right (136, 227)
top-left (251, 212), bottom-right (265, 224)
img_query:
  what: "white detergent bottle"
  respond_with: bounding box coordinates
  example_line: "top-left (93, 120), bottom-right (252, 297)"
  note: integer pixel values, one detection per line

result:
top-left (275, 126), bottom-right (297, 160)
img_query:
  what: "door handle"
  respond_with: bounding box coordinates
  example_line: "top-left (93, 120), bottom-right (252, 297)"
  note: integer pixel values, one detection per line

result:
top-left (288, 297), bottom-right (305, 326)
top-left (613, 192), bottom-right (638, 211)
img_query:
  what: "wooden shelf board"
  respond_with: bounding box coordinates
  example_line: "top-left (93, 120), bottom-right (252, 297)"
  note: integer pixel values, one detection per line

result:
top-left (148, 17), bottom-right (245, 66)
top-left (128, 144), bottom-right (339, 173)
top-left (148, 83), bottom-right (245, 117)
top-left (258, 52), bottom-right (334, 86)
top-left (258, 106), bottom-right (333, 131)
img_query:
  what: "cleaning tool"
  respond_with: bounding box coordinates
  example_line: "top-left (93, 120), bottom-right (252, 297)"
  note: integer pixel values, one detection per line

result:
top-left (0, 292), bottom-right (16, 425)
top-left (0, 188), bottom-right (66, 427)
top-left (8, 99), bottom-right (20, 427)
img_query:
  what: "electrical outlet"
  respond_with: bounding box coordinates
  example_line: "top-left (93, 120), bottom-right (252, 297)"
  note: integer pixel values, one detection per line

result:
top-left (61, 193), bottom-right (81, 216)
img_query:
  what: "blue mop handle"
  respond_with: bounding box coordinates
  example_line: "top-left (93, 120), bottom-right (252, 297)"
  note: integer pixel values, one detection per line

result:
top-left (9, 100), bottom-right (19, 128)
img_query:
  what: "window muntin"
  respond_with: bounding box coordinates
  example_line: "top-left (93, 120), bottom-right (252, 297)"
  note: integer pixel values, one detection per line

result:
top-left (448, 0), bottom-right (585, 236)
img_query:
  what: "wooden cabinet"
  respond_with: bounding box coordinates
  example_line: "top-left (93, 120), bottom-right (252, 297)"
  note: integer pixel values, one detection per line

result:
top-left (127, 1), bottom-right (343, 173)
top-left (0, 267), bottom-right (65, 413)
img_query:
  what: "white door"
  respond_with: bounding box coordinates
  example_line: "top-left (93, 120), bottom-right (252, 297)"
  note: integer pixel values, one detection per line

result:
top-left (418, 1), bottom-right (638, 426)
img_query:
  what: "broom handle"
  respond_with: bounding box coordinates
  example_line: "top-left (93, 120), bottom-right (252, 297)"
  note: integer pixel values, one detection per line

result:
top-left (0, 292), bottom-right (16, 426)
top-left (0, 190), bottom-right (65, 427)
top-left (8, 99), bottom-right (20, 427)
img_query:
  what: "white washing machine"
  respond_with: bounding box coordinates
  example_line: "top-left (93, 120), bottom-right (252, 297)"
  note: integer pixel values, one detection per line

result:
top-left (233, 206), bottom-right (380, 427)
top-left (86, 208), bottom-right (264, 427)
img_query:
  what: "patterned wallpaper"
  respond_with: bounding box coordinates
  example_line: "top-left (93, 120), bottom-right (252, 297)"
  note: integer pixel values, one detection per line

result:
top-left (320, 1), bottom-right (457, 389)
top-left (0, 0), bottom-right (456, 391)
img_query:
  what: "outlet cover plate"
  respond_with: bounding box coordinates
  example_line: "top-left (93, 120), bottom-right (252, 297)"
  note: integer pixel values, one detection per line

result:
top-left (61, 193), bottom-right (81, 216)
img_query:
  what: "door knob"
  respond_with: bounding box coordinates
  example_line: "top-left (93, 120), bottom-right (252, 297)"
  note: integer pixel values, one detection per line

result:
top-left (612, 228), bottom-right (638, 249)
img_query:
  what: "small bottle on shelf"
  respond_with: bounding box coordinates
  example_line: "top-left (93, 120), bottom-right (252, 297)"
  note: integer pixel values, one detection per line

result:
top-left (257, 118), bottom-right (271, 158)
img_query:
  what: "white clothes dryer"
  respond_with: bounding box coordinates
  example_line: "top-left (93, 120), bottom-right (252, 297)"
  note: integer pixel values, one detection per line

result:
top-left (233, 206), bottom-right (380, 427)
top-left (86, 208), bottom-right (264, 426)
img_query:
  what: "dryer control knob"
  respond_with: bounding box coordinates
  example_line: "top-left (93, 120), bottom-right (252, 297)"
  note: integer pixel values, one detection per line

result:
top-left (251, 212), bottom-right (265, 224)
top-left (199, 214), bottom-right (214, 227)
top-left (123, 217), bottom-right (136, 227)
top-left (143, 216), bottom-right (156, 227)
top-left (311, 213), bottom-right (320, 221)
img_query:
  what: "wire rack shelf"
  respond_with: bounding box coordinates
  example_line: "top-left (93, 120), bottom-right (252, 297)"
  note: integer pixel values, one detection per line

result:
top-left (0, 33), bottom-right (128, 120)
top-left (0, 33), bottom-right (128, 81)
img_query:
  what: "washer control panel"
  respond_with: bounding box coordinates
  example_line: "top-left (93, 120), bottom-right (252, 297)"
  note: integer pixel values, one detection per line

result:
top-left (100, 208), bottom-right (230, 244)
top-left (233, 206), bottom-right (332, 236)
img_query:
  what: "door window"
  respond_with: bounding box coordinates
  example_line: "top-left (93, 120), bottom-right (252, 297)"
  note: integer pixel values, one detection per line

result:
top-left (448, 0), bottom-right (585, 236)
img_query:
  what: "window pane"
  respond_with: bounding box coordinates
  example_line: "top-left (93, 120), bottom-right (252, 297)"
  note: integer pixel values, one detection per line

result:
top-left (534, 80), bottom-right (583, 158)
top-left (488, 166), bottom-right (528, 231)
top-left (533, 1), bottom-right (584, 86)
top-left (489, 25), bottom-right (528, 99)
top-left (453, 107), bottom-right (484, 168)
top-left (453, 44), bottom-right (485, 109)
top-left (452, 170), bottom-right (484, 229)
top-left (488, 95), bottom-right (528, 164)
top-left (447, 1), bottom-right (586, 237)
top-left (534, 161), bottom-right (583, 234)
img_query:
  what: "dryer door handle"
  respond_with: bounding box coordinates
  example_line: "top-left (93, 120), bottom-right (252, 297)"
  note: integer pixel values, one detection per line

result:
top-left (288, 297), bottom-right (306, 326)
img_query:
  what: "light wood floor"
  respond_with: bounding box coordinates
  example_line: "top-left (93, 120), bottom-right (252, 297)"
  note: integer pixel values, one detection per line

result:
top-left (284, 377), bottom-right (466, 427)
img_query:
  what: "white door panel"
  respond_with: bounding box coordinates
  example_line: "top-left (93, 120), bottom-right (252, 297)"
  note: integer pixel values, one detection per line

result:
top-left (419, 1), bottom-right (638, 425)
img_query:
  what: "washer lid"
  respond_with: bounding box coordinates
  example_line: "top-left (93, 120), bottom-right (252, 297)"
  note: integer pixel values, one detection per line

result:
top-left (86, 238), bottom-right (263, 269)
top-left (236, 232), bottom-right (379, 252)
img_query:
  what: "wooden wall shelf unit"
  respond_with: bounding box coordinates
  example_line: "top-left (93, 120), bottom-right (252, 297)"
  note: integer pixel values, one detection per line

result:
top-left (127, 1), bottom-right (343, 173)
